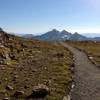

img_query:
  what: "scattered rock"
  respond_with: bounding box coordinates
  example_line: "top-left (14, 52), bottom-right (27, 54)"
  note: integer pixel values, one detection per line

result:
top-left (0, 52), bottom-right (6, 59)
top-left (0, 90), bottom-right (6, 94)
top-left (13, 75), bottom-right (18, 79)
top-left (32, 69), bottom-right (37, 72)
top-left (1, 67), bottom-right (5, 70)
top-left (68, 67), bottom-right (74, 74)
top-left (72, 84), bottom-right (75, 89)
top-left (13, 91), bottom-right (24, 97)
top-left (3, 98), bottom-right (10, 100)
top-left (24, 85), bottom-right (30, 89)
top-left (97, 55), bottom-right (100, 58)
top-left (70, 67), bottom-right (74, 74)
top-left (44, 80), bottom-right (51, 86)
top-left (32, 51), bottom-right (41, 53)
top-left (63, 95), bottom-right (71, 100)
top-left (54, 53), bottom-right (64, 58)
top-left (44, 67), bottom-right (47, 70)
top-left (70, 63), bottom-right (75, 67)
top-left (0, 60), bottom-right (5, 65)
top-left (4, 78), bottom-right (8, 81)
top-left (10, 55), bottom-right (18, 60)
top-left (89, 56), bottom-right (93, 60)
top-left (6, 85), bottom-right (14, 90)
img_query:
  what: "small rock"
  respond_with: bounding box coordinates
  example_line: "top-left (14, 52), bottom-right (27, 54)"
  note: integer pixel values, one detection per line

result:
top-left (44, 67), bottom-right (47, 70)
top-left (55, 53), bottom-right (64, 58)
top-left (1, 67), bottom-right (5, 70)
top-left (44, 80), bottom-right (51, 86)
top-left (0, 60), bottom-right (6, 65)
top-left (14, 75), bottom-right (18, 78)
top-left (3, 98), bottom-right (9, 100)
top-left (13, 91), bottom-right (24, 97)
top-left (71, 67), bottom-right (74, 73)
top-left (72, 84), bottom-right (75, 89)
top-left (24, 85), bottom-right (29, 89)
top-left (71, 63), bottom-right (75, 67)
top-left (32, 69), bottom-right (37, 72)
top-left (0, 90), bottom-right (6, 94)
top-left (4, 78), bottom-right (8, 81)
top-left (63, 96), bottom-right (68, 100)
top-left (89, 56), bottom-right (93, 60)
top-left (63, 95), bottom-right (71, 100)
top-left (6, 85), bottom-right (14, 90)
top-left (10, 55), bottom-right (18, 60)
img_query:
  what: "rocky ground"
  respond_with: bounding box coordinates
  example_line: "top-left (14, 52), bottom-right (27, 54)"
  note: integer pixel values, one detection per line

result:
top-left (0, 28), bottom-right (73, 100)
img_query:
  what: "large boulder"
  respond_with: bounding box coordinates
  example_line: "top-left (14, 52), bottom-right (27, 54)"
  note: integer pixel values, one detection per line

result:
top-left (29, 84), bottom-right (50, 98)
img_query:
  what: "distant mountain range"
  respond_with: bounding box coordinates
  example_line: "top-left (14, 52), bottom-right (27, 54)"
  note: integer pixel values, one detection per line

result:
top-left (32, 29), bottom-right (100, 41)
top-left (10, 33), bottom-right (35, 38)
top-left (10, 29), bottom-right (100, 41)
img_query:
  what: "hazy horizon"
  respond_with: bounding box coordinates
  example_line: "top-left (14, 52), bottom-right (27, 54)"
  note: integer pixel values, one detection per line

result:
top-left (9, 29), bottom-right (100, 38)
top-left (0, 0), bottom-right (100, 34)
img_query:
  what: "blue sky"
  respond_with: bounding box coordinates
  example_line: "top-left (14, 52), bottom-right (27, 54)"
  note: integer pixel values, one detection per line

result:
top-left (0, 0), bottom-right (100, 34)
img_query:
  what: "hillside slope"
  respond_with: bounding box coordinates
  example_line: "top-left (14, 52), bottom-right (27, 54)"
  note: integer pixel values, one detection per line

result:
top-left (0, 28), bottom-right (73, 100)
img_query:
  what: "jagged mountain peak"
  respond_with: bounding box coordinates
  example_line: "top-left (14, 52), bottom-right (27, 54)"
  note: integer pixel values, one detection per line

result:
top-left (33, 29), bottom-right (72, 41)
top-left (52, 29), bottom-right (59, 32)
top-left (61, 30), bottom-right (72, 35)
top-left (49, 29), bottom-right (60, 34)
top-left (61, 30), bottom-right (68, 33)
top-left (74, 32), bottom-right (79, 35)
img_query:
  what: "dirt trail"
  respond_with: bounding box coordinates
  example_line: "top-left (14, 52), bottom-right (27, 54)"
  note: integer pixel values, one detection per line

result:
top-left (60, 42), bottom-right (100, 100)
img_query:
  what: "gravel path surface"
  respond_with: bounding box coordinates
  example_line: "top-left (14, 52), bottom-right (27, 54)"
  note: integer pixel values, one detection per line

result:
top-left (60, 42), bottom-right (100, 100)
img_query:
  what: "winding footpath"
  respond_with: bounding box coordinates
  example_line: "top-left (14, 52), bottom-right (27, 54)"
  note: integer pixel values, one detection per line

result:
top-left (60, 42), bottom-right (100, 100)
